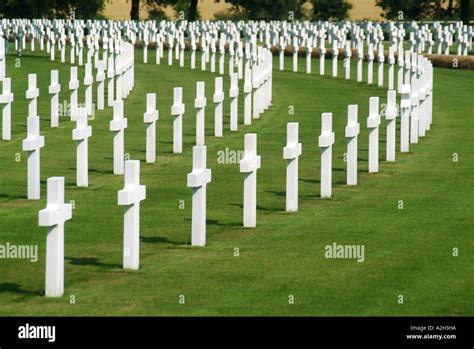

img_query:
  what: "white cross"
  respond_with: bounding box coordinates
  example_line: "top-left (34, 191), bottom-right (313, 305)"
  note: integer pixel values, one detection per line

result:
top-left (357, 41), bottom-right (364, 82)
top-left (187, 145), bottom-right (212, 246)
top-left (107, 55), bottom-right (115, 107)
top-left (229, 73), bottom-right (239, 131)
top-left (344, 42), bottom-right (351, 80)
top-left (110, 100), bottom-right (128, 175)
top-left (213, 77), bottom-right (224, 137)
top-left (1, 78), bottom-right (14, 140)
top-left (171, 87), bottom-right (185, 154)
top-left (96, 59), bottom-right (106, 110)
top-left (84, 62), bottom-right (94, 117)
top-left (23, 74), bottom-right (44, 200)
top-left (283, 122), bottom-right (302, 212)
top-left (69, 66), bottom-right (79, 121)
top-left (118, 160), bottom-right (146, 270)
top-left (243, 67), bottom-right (252, 125)
top-left (240, 134), bottom-right (261, 227)
top-left (376, 43), bottom-right (385, 87)
top-left (345, 105), bottom-right (360, 185)
top-left (367, 43), bottom-right (374, 84)
top-left (72, 107), bottom-right (92, 187)
top-left (0, 37), bottom-right (5, 80)
top-left (38, 177), bottom-right (72, 297)
top-left (115, 55), bottom-right (123, 101)
top-left (385, 90), bottom-right (397, 162)
top-left (410, 78), bottom-right (420, 144)
top-left (367, 96), bottom-right (380, 173)
top-left (319, 112), bottom-right (335, 198)
top-left (319, 35), bottom-right (326, 76)
top-left (388, 46), bottom-right (395, 90)
top-left (48, 70), bottom-right (61, 128)
top-left (252, 63), bottom-right (261, 119)
top-left (332, 39), bottom-right (339, 77)
top-left (400, 84), bottom-right (411, 153)
top-left (143, 93), bottom-right (159, 163)
top-left (194, 81), bottom-right (207, 145)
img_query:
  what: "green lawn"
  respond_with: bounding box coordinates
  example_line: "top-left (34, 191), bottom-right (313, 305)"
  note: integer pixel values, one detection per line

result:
top-left (0, 45), bottom-right (473, 316)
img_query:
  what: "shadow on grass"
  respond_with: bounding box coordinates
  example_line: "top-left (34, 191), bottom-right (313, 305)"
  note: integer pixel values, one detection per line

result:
top-left (0, 283), bottom-right (42, 296)
top-left (141, 236), bottom-right (186, 245)
top-left (65, 256), bottom-right (122, 269)
top-left (0, 193), bottom-right (27, 200)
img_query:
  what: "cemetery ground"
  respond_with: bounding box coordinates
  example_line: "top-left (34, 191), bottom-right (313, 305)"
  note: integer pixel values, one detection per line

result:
top-left (0, 45), bottom-right (473, 316)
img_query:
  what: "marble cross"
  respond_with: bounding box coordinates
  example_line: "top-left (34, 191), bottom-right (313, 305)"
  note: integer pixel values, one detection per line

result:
top-left (38, 177), bottom-right (72, 297)
top-left (187, 145), bottom-right (212, 246)
top-left (48, 70), bottom-right (61, 127)
top-left (72, 107), bottom-right (92, 187)
top-left (110, 100), bottom-right (128, 175)
top-left (195, 81), bottom-right (207, 145)
top-left (143, 93), bottom-right (159, 163)
top-left (118, 160), bottom-right (146, 270)
top-left (283, 122), bottom-right (302, 212)
top-left (345, 105), bottom-right (360, 185)
top-left (213, 77), bottom-right (224, 137)
top-left (171, 87), bottom-right (185, 154)
top-left (0, 78), bottom-right (14, 140)
top-left (319, 112), bottom-right (335, 198)
top-left (240, 134), bottom-right (261, 227)
top-left (229, 73), bottom-right (239, 131)
top-left (367, 97), bottom-right (381, 173)
top-left (385, 90), bottom-right (397, 162)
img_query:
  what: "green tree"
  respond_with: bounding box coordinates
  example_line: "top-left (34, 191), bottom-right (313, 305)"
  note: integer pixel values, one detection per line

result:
top-left (310, 0), bottom-right (352, 21)
top-left (0, 0), bottom-right (104, 19)
top-left (225, 0), bottom-right (304, 21)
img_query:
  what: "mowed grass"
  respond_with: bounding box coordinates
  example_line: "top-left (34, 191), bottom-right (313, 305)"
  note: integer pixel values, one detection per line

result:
top-left (0, 45), bottom-right (473, 316)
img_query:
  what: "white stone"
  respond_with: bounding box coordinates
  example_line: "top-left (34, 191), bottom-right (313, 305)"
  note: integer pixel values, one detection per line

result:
top-left (377, 43), bottom-right (385, 86)
top-left (410, 78), bottom-right (419, 144)
top-left (187, 145), bottom-right (212, 246)
top-left (229, 73), bottom-right (239, 131)
top-left (319, 112), bottom-right (335, 198)
top-left (0, 78), bottom-right (14, 140)
top-left (84, 63), bottom-right (93, 116)
top-left (385, 90), bottom-right (397, 162)
top-left (72, 107), bottom-right (92, 187)
top-left (107, 55), bottom-right (115, 107)
top-left (23, 74), bottom-right (44, 200)
top-left (243, 66), bottom-right (252, 125)
top-left (344, 42), bottom-right (351, 80)
top-left (171, 87), bottom-right (185, 154)
top-left (96, 60), bottom-right (106, 110)
top-left (240, 134), bottom-right (261, 227)
top-left (283, 122), bottom-right (302, 212)
top-left (38, 177), bottom-right (72, 297)
top-left (213, 77), bottom-right (224, 137)
top-left (345, 105), bottom-right (360, 185)
top-left (118, 160), bottom-right (146, 270)
top-left (144, 93), bottom-right (159, 163)
top-left (69, 66), bottom-right (79, 121)
top-left (48, 70), bottom-right (61, 128)
top-left (109, 100), bottom-right (128, 175)
top-left (195, 81), bottom-right (207, 145)
top-left (367, 97), bottom-right (380, 173)
top-left (400, 84), bottom-right (411, 153)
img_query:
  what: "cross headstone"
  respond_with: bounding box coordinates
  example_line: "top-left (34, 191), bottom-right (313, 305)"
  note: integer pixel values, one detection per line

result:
top-left (332, 39), bottom-right (339, 77)
top-left (96, 60), bottom-right (106, 110)
top-left (385, 90), bottom-right (397, 162)
top-left (229, 73), bottom-right (239, 131)
top-left (109, 100), bottom-right (128, 175)
top-left (48, 70), bottom-right (61, 128)
top-left (400, 84), bottom-right (411, 153)
top-left (318, 112), bottom-right (335, 198)
top-left (377, 43), bottom-right (385, 86)
top-left (240, 134), bottom-right (261, 227)
top-left (171, 87), bottom-right (185, 154)
top-left (213, 77), bottom-right (224, 137)
top-left (397, 48), bottom-right (405, 93)
top-left (38, 177), bottom-right (72, 297)
top-left (367, 97), bottom-right (380, 173)
top-left (118, 160), bottom-right (146, 270)
top-left (345, 104), bottom-right (360, 185)
top-left (410, 78), bottom-right (419, 144)
top-left (194, 81), bottom-right (207, 145)
top-left (344, 42), bottom-right (351, 80)
top-left (243, 66), bottom-right (252, 125)
top-left (0, 78), bottom-right (14, 140)
top-left (23, 74), bottom-right (44, 200)
top-left (388, 46), bottom-right (395, 90)
top-left (144, 93), bottom-right (159, 163)
top-left (107, 55), bottom-right (115, 107)
top-left (367, 43), bottom-right (374, 84)
top-left (69, 66), bottom-right (79, 121)
top-left (357, 41), bottom-right (363, 82)
top-left (72, 107), bottom-right (92, 187)
top-left (187, 145), bottom-right (212, 246)
top-left (283, 122), bottom-right (302, 212)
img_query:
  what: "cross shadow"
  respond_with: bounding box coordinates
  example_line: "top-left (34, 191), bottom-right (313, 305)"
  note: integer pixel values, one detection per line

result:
top-left (0, 193), bottom-right (27, 200)
top-left (65, 256), bottom-right (122, 269)
top-left (141, 236), bottom-right (185, 245)
top-left (0, 283), bottom-right (42, 296)
top-left (300, 178), bottom-right (320, 184)
top-left (89, 168), bottom-right (114, 175)
top-left (206, 219), bottom-right (242, 228)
